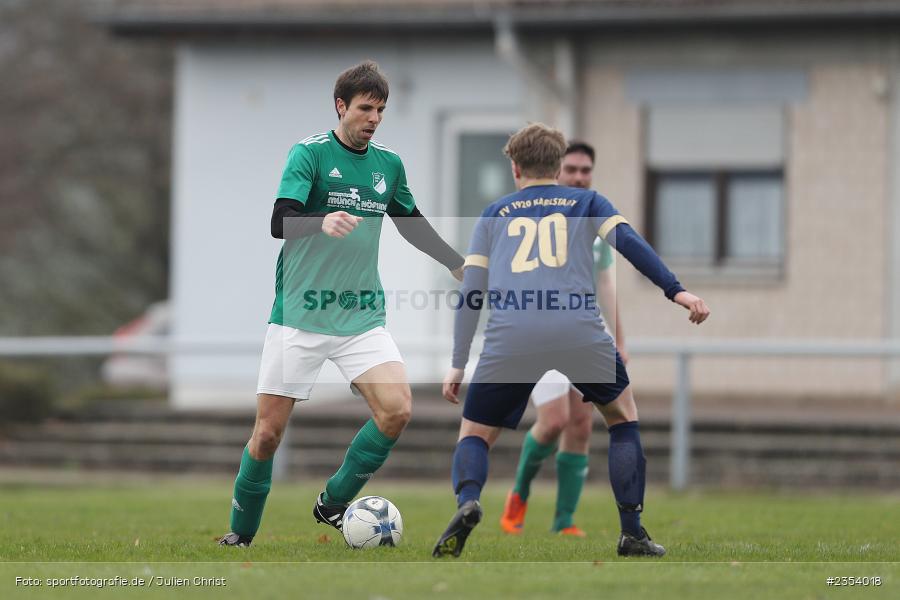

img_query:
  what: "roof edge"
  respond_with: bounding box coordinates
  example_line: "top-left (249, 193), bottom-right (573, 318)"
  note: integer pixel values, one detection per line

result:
top-left (98, 3), bottom-right (900, 36)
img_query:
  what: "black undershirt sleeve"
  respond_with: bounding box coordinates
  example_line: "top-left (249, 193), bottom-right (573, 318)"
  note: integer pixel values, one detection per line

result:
top-left (271, 198), bottom-right (326, 239)
top-left (390, 207), bottom-right (464, 270)
top-left (271, 199), bottom-right (464, 271)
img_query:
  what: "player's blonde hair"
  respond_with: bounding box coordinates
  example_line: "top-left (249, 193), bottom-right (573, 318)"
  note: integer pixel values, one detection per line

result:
top-left (503, 123), bottom-right (567, 179)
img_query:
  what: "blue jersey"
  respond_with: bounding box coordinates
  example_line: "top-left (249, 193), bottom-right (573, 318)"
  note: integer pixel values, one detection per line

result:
top-left (452, 183), bottom-right (683, 369)
top-left (459, 184), bottom-right (624, 362)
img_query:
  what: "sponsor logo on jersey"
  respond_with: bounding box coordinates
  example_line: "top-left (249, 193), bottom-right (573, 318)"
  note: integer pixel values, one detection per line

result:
top-left (372, 172), bottom-right (387, 195)
top-left (327, 188), bottom-right (361, 207)
top-left (329, 167), bottom-right (342, 178)
top-left (327, 187), bottom-right (388, 213)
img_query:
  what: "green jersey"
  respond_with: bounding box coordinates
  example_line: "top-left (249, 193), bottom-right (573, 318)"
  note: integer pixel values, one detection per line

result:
top-left (269, 130), bottom-right (416, 336)
top-left (593, 238), bottom-right (614, 275)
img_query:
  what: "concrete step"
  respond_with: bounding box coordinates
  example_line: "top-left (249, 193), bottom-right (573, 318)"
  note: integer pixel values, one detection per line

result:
top-left (3, 396), bottom-right (900, 488)
top-left (4, 438), bottom-right (897, 487)
top-left (7, 419), bottom-right (899, 458)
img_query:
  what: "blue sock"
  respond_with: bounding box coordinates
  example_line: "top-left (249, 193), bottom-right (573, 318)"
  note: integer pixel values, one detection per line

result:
top-left (452, 436), bottom-right (489, 507)
top-left (607, 421), bottom-right (646, 537)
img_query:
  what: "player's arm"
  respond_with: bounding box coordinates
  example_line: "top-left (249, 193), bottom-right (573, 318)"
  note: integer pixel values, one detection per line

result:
top-left (271, 200), bottom-right (360, 239)
top-left (597, 205), bottom-right (710, 324)
top-left (271, 199), bottom-right (325, 238)
top-left (271, 143), bottom-right (361, 239)
top-left (388, 159), bottom-right (464, 281)
top-left (596, 268), bottom-right (628, 363)
top-left (389, 207), bottom-right (465, 279)
top-left (594, 240), bottom-right (628, 361)
top-left (451, 258), bottom-right (488, 369)
top-left (443, 258), bottom-right (488, 403)
top-left (443, 214), bottom-right (491, 403)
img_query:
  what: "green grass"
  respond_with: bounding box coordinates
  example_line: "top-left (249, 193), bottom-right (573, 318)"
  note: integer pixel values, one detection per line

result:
top-left (1, 479), bottom-right (898, 598)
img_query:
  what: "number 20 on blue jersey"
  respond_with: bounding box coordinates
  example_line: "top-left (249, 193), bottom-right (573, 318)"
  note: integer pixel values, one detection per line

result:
top-left (506, 213), bottom-right (568, 273)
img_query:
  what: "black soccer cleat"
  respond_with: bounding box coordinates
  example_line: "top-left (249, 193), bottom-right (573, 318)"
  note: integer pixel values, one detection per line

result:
top-left (432, 500), bottom-right (483, 558)
top-left (313, 492), bottom-right (348, 531)
top-left (218, 532), bottom-right (253, 547)
top-left (616, 526), bottom-right (666, 557)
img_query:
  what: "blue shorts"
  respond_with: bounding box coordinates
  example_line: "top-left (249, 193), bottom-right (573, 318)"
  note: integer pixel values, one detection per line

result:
top-left (462, 343), bottom-right (630, 429)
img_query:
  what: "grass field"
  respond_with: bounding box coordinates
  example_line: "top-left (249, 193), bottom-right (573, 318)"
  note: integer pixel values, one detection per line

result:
top-left (1, 478), bottom-right (898, 598)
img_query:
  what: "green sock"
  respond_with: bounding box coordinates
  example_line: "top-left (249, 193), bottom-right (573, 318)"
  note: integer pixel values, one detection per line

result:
top-left (323, 419), bottom-right (397, 505)
top-left (512, 430), bottom-right (557, 502)
top-left (229, 446), bottom-right (273, 537)
top-left (553, 451), bottom-right (589, 531)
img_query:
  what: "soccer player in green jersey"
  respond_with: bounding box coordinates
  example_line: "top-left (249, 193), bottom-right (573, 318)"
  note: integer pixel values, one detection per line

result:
top-left (219, 61), bottom-right (464, 547)
top-left (500, 141), bottom-right (627, 538)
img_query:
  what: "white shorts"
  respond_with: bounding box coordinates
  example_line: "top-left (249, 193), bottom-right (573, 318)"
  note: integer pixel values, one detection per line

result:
top-left (531, 369), bottom-right (583, 407)
top-left (256, 323), bottom-right (404, 400)
top-left (532, 327), bottom-right (618, 407)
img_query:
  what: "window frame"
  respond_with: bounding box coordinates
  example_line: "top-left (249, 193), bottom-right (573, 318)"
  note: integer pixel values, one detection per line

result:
top-left (644, 167), bottom-right (786, 279)
top-left (439, 112), bottom-right (520, 220)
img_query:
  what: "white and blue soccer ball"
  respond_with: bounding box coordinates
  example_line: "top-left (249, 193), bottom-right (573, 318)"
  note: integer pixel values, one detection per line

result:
top-left (341, 496), bottom-right (403, 549)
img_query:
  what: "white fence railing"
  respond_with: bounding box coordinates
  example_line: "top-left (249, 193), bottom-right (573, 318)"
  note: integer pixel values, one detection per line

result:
top-left (2, 336), bottom-right (899, 489)
top-left (627, 339), bottom-right (900, 490)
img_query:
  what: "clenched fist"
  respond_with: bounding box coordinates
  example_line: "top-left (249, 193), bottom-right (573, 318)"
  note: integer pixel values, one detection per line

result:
top-left (673, 291), bottom-right (711, 325)
top-left (322, 211), bottom-right (363, 238)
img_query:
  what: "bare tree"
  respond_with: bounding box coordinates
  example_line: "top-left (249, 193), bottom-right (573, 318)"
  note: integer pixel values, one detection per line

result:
top-left (0, 0), bottom-right (172, 335)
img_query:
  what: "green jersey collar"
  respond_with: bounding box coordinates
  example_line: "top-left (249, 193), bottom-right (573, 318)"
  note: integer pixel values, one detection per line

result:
top-left (330, 130), bottom-right (369, 160)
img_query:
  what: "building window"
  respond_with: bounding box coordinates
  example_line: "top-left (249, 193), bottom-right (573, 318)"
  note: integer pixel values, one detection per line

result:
top-left (647, 170), bottom-right (784, 270)
top-left (457, 132), bottom-right (516, 218)
top-left (643, 104), bottom-right (786, 277)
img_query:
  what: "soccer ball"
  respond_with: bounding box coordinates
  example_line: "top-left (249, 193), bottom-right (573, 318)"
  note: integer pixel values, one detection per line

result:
top-left (341, 496), bottom-right (402, 549)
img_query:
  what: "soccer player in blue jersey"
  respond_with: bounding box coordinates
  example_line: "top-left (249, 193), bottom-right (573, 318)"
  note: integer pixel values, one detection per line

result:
top-left (501, 141), bottom-right (626, 538)
top-left (432, 123), bottom-right (710, 558)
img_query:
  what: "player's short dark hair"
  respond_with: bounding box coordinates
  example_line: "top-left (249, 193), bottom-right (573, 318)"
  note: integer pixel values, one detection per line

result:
top-left (333, 60), bottom-right (389, 118)
top-left (565, 140), bottom-right (595, 163)
top-left (504, 123), bottom-right (567, 179)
